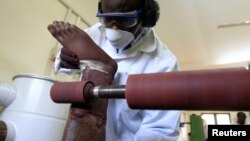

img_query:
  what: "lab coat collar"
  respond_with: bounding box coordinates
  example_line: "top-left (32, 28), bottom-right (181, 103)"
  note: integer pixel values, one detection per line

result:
top-left (97, 24), bottom-right (157, 60)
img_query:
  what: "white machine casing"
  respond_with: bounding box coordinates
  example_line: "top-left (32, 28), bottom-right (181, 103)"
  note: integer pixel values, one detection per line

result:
top-left (0, 74), bottom-right (70, 141)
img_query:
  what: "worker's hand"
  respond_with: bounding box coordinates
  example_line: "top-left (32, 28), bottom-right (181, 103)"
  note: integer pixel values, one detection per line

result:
top-left (59, 47), bottom-right (79, 69)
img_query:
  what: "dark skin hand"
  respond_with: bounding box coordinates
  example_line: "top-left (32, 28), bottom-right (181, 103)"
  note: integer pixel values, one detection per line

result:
top-left (60, 47), bottom-right (79, 69)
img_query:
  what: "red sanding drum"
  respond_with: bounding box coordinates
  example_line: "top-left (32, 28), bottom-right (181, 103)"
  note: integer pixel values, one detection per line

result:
top-left (125, 68), bottom-right (250, 110)
top-left (50, 81), bottom-right (92, 103)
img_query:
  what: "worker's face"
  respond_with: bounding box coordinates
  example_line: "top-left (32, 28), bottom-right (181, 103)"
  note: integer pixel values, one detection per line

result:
top-left (99, 0), bottom-right (143, 34)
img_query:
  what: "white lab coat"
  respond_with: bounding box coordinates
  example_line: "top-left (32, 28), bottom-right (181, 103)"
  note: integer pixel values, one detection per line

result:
top-left (55, 23), bottom-right (181, 141)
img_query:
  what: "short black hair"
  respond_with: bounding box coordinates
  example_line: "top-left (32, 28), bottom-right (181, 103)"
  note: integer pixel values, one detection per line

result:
top-left (237, 112), bottom-right (247, 125)
top-left (237, 112), bottom-right (246, 119)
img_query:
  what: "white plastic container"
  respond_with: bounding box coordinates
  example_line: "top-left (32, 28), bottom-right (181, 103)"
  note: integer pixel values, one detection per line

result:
top-left (0, 74), bottom-right (70, 141)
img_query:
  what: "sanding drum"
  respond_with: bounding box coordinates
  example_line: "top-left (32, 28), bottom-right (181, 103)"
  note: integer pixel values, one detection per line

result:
top-left (126, 67), bottom-right (250, 110)
top-left (50, 81), bottom-right (94, 103)
top-left (51, 67), bottom-right (250, 111)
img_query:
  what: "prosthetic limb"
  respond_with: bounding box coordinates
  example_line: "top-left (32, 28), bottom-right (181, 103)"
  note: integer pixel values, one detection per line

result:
top-left (48, 21), bottom-right (117, 141)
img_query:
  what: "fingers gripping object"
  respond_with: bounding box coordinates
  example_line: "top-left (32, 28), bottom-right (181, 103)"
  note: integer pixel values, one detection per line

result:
top-left (51, 67), bottom-right (250, 111)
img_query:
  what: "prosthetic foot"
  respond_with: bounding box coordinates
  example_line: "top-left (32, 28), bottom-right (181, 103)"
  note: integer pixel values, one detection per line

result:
top-left (48, 21), bottom-right (117, 141)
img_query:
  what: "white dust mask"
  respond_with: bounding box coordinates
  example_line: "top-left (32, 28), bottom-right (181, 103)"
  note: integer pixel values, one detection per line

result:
top-left (105, 28), bottom-right (135, 49)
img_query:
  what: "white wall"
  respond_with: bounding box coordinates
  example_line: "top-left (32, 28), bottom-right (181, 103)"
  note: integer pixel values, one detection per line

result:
top-left (0, 0), bottom-right (98, 83)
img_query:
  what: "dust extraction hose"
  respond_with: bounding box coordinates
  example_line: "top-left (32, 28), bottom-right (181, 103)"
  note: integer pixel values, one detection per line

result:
top-left (51, 67), bottom-right (250, 111)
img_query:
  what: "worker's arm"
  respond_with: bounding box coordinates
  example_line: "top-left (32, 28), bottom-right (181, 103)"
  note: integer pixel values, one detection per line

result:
top-left (135, 110), bottom-right (181, 141)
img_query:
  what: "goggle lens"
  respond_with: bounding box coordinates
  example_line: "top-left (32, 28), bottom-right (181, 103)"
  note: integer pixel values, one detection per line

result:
top-left (98, 17), bottom-right (138, 28)
top-left (96, 9), bottom-right (142, 28)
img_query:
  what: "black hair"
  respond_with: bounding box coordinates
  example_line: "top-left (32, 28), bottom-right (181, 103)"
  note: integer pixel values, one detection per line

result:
top-left (98, 0), bottom-right (160, 27)
top-left (141, 0), bottom-right (160, 27)
top-left (237, 112), bottom-right (247, 125)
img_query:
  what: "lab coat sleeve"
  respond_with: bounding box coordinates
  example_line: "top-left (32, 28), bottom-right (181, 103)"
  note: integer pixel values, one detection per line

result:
top-left (134, 110), bottom-right (181, 141)
top-left (54, 52), bottom-right (81, 74)
top-left (134, 59), bottom-right (181, 141)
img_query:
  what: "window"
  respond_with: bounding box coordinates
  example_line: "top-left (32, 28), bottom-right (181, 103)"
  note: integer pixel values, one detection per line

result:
top-left (201, 113), bottom-right (231, 125)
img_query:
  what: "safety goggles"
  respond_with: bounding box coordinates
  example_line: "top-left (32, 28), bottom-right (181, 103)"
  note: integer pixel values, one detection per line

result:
top-left (96, 9), bottom-right (142, 28)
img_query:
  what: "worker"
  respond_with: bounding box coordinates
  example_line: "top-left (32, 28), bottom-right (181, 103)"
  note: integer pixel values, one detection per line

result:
top-left (236, 112), bottom-right (247, 125)
top-left (48, 0), bottom-right (181, 140)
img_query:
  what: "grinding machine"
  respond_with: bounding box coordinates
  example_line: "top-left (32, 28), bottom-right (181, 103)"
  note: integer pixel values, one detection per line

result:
top-left (51, 67), bottom-right (250, 111)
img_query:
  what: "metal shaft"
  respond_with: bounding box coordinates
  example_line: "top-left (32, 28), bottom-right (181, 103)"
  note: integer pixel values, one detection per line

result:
top-left (92, 85), bottom-right (125, 98)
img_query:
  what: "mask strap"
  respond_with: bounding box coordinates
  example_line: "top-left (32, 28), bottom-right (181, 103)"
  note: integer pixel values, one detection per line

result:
top-left (117, 27), bottom-right (148, 53)
top-left (128, 27), bottom-right (148, 48)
